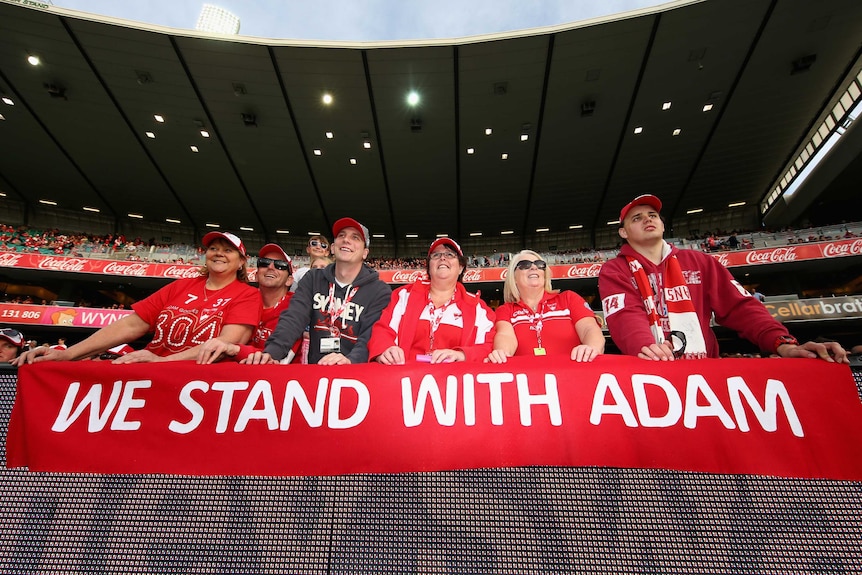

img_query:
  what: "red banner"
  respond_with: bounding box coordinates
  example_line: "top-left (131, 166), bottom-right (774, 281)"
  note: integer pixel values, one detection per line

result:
top-left (3, 238), bottom-right (861, 285)
top-left (8, 357), bottom-right (862, 480)
top-left (0, 303), bottom-right (134, 327)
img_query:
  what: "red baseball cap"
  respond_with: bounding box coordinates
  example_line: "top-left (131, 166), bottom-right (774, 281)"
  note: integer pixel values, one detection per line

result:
top-left (202, 231), bottom-right (247, 257)
top-left (0, 327), bottom-right (24, 348)
top-left (428, 237), bottom-right (463, 258)
top-left (619, 194), bottom-right (662, 223)
top-left (258, 243), bottom-right (290, 262)
top-left (258, 243), bottom-right (293, 274)
top-left (332, 217), bottom-right (370, 247)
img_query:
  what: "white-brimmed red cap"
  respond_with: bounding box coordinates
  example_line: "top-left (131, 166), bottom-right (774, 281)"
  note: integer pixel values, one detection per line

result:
top-left (0, 327), bottom-right (24, 348)
top-left (258, 243), bottom-right (291, 262)
top-left (428, 237), bottom-right (463, 258)
top-left (258, 243), bottom-right (293, 274)
top-left (619, 194), bottom-right (662, 223)
top-left (332, 217), bottom-right (370, 247)
top-left (202, 231), bottom-right (247, 257)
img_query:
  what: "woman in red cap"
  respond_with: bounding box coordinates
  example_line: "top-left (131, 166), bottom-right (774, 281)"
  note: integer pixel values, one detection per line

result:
top-left (369, 238), bottom-right (495, 364)
top-left (14, 232), bottom-right (260, 364)
top-left (487, 250), bottom-right (604, 363)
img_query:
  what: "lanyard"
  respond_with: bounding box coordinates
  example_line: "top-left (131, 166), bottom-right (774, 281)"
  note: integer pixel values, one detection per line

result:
top-left (326, 283), bottom-right (358, 335)
top-left (528, 301), bottom-right (546, 349)
top-left (426, 292), bottom-right (456, 352)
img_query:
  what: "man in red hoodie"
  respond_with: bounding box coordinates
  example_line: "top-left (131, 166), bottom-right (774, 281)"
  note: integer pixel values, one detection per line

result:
top-left (598, 194), bottom-right (848, 363)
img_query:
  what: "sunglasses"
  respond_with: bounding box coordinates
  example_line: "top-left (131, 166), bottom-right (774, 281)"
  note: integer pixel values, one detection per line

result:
top-left (515, 259), bottom-right (547, 271)
top-left (257, 257), bottom-right (292, 271)
top-left (309, 240), bottom-right (329, 249)
top-left (0, 328), bottom-right (23, 345)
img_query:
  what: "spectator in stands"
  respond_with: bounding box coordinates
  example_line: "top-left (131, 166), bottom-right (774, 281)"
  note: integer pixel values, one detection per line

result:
top-left (291, 234), bottom-right (331, 292)
top-left (369, 238), bottom-right (495, 364)
top-left (245, 218), bottom-right (391, 365)
top-left (726, 233), bottom-right (739, 250)
top-left (197, 243), bottom-right (299, 364)
top-left (0, 328), bottom-right (25, 363)
top-left (50, 338), bottom-right (67, 350)
top-left (598, 194), bottom-right (849, 363)
top-left (486, 250), bottom-right (604, 363)
top-left (310, 255), bottom-right (332, 270)
top-left (299, 254), bottom-right (335, 363)
top-left (14, 232), bottom-right (260, 365)
top-left (750, 287), bottom-right (765, 302)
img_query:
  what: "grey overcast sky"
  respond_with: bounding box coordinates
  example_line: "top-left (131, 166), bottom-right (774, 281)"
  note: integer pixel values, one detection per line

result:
top-left (52, 0), bottom-right (670, 41)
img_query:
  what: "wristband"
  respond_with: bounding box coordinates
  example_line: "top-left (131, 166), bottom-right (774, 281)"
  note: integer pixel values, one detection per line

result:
top-left (774, 335), bottom-right (799, 353)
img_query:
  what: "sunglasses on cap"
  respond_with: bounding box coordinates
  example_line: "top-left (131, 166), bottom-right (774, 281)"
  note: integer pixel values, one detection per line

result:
top-left (0, 327), bottom-right (24, 346)
top-left (257, 258), bottom-right (292, 271)
top-left (515, 259), bottom-right (547, 271)
top-left (309, 240), bottom-right (328, 249)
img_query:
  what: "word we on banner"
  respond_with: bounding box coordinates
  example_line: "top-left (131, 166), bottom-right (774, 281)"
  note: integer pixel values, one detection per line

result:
top-left (7, 357), bottom-right (862, 480)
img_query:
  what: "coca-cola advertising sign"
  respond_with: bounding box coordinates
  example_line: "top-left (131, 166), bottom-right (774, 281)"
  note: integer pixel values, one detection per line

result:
top-left (163, 265), bottom-right (204, 279)
top-left (103, 262), bottom-right (151, 277)
top-left (390, 270), bottom-right (428, 283)
top-left (714, 253), bottom-right (732, 267)
top-left (0, 253), bottom-right (24, 267)
top-left (744, 247), bottom-right (798, 265)
top-left (37, 257), bottom-right (89, 272)
top-left (460, 269), bottom-right (484, 283)
top-left (2, 238), bottom-right (860, 285)
top-left (566, 264), bottom-right (603, 278)
top-left (822, 240), bottom-right (862, 258)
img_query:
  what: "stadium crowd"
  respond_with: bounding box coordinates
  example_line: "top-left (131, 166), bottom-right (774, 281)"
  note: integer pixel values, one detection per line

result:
top-left (2, 220), bottom-right (861, 271)
top-left (6, 197), bottom-right (858, 367)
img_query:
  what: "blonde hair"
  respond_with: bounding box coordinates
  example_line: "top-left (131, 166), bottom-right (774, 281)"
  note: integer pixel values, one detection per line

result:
top-left (310, 255), bottom-right (333, 269)
top-left (503, 250), bottom-right (553, 303)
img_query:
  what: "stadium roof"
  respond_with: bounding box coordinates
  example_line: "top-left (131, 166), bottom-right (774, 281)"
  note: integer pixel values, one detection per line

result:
top-left (1, 0), bottom-right (860, 250)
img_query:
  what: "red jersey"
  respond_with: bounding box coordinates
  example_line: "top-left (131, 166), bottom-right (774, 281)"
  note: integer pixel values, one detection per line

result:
top-left (132, 276), bottom-right (260, 357)
top-left (495, 290), bottom-right (597, 357)
top-left (234, 292), bottom-right (300, 362)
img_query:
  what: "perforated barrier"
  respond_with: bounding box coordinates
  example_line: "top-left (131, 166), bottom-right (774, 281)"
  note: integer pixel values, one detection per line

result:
top-left (1, 362), bottom-right (861, 574)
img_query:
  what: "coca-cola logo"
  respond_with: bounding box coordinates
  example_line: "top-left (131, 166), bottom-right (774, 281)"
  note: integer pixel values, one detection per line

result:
top-left (500, 269), bottom-right (509, 280)
top-left (162, 265), bottom-right (204, 279)
top-left (822, 240), bottom-right (862, 258)
top-left (104, 262), bottom-right (149, 276)
top-left (745, 247), bottom-right (798, 265)
top-left (461, 269), bottom-right (483, 282)
top-left (566, 264), bottom-right (603, 278)
top-left (0, 253), bottom-right (24, 267)
top-left (37, 257), bottom-right (88, 272)
top-left (714, 254), bottom-right (731, 267)
top-left (391, 270), bottom-right (427, 283)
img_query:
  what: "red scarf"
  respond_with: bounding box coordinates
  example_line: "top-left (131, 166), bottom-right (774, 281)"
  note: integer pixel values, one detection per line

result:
top-left (626, 251), bottom-right (707, 359)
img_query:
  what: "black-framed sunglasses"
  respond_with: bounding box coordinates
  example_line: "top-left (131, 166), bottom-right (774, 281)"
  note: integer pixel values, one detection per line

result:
top-left (515, 259), bottom-right (547, 271)
top-left (257, 257), bottom-right (292, 272)
top-left (309, 240), bottom-right (329, 249)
